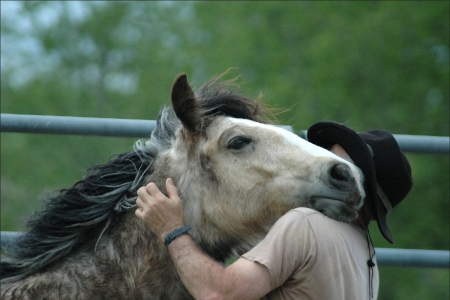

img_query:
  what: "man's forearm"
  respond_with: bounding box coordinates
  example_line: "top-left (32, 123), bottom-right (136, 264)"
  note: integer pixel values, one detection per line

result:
top-left (167, 234), bottom-right (271, 300)
top-left (167, 234), bottom-right (229, 300)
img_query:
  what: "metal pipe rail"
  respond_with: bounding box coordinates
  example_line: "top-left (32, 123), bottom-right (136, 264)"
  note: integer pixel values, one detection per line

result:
top-left (0, 114), bottom-right (292, 137)
top-left (375, 248), bottom-right (449, 268)
top-left (2, 114), bottom-right (449, 154)
top-left (1, 232), bottom-right (448, 269)
top-left (1, 113), bottom-right (157, 138)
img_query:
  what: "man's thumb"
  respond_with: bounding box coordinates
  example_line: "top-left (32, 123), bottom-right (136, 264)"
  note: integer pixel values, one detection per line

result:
top-left (166, 178), bottom-right (180, 199)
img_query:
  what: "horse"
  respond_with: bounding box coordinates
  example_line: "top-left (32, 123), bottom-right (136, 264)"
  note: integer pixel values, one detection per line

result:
top-left (1, 74), bottom-right (365, 299)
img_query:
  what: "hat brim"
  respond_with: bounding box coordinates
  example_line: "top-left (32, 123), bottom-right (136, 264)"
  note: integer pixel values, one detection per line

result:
top-left (307, 121), bottom-right (393, 243)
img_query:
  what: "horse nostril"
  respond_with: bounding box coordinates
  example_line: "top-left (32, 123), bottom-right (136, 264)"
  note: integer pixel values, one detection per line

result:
top-left (329, 163), bottom-right (352, 184)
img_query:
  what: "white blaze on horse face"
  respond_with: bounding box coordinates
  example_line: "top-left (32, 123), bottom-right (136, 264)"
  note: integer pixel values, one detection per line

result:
top-left (229, 118), bottom-right (337, 157)
top-left (227, 117), bottom-right (363, 187)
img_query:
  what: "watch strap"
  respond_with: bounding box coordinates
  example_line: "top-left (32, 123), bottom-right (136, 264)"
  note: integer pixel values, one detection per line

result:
top-left (164, 225), bottom-right (191, 247)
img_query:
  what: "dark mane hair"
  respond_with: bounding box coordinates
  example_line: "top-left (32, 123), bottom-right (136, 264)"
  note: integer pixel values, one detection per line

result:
top-left (1, 75), bottom-right (271, 280)
top-left (194, 75), bottom-right (271, 125)
top-left (0, 109), bottom-right (179, 280)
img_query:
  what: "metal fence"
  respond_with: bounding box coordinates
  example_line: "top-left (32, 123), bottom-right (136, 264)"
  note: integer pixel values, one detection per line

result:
top-left (2, 114), bottom-right (449, 154)
top-left (1, 113), bottom-right (449, 269)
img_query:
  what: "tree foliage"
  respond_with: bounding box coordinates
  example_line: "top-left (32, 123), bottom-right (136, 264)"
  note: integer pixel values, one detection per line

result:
top-left (1, 2), bottom-right (448, 299)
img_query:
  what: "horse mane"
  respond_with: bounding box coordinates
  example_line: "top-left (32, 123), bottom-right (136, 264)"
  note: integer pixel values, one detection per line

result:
top-left (0, 109), bottom-right (179, 280)
top-left (1, 75), bottom-right (271, 280)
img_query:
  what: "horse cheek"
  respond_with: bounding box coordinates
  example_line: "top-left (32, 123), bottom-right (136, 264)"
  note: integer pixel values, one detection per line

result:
top-left (200, 152), bottom-right (217, 182)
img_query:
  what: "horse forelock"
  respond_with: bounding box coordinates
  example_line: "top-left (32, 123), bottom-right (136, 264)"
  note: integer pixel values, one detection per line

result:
top-left (194, 76), bottom-right (273, 127)
top-left (1, 108), bottom-right (180, 280)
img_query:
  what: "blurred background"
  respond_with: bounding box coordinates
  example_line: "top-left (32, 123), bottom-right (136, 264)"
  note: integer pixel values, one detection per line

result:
top-left (1, 1), bottom-right (448, 299)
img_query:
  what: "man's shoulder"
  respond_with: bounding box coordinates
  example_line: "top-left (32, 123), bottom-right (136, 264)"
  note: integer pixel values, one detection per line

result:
top-left (283, 207), bottom-right (362, 240)
top-left (288, 207), bottom-right (324, 218)
top-left (281, 207), bottom-right (341, 226)
top-left (271, 207), bottom-right (326, 228)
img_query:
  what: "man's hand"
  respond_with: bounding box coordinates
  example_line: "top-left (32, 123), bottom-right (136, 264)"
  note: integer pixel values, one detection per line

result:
top-left (137, 179), bottom-right (272, 300)
top-left (135, 178), bottom-right (185, 242)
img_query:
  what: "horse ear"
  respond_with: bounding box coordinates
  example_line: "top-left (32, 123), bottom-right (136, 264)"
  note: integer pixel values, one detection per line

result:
top-left (171, 74), bottom-right (202, 133)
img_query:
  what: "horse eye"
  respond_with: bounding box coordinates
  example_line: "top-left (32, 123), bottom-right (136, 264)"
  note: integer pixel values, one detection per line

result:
top-left (228, 137), bottom-right (252, 150)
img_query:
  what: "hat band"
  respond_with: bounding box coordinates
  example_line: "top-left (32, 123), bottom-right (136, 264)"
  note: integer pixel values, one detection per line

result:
top-left (377, 184), bottom-right (392, 213)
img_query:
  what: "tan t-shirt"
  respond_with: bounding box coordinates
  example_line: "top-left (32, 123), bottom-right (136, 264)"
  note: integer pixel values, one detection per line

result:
top-left (242, 207), bottom-right (379, 300)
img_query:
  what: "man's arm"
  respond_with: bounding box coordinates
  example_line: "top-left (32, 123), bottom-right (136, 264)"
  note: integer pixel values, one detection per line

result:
top-left (135, 179), bottom-right (272, 300)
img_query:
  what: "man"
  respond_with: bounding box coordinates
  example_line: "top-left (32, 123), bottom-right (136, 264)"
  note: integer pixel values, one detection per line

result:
top-left (135, 121), bottom-right (413, 300)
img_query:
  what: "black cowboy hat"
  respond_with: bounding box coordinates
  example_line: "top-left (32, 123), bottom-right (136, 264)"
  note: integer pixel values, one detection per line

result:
top-left (307, 121), bottom-right (413, 243)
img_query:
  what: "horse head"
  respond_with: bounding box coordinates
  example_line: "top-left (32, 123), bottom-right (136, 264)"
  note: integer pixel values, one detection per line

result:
top-left (153, 74), bottom-right (365, 259)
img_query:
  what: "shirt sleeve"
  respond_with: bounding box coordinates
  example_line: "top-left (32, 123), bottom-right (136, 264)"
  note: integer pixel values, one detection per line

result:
top-left (241, 209), bottom-right (316, 290)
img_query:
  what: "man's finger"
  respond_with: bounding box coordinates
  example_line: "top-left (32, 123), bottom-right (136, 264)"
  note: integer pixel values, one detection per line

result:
top-left (135, 207), bottom-right (144, 219)
top-left (145, 182), bottom-right (165, 198)
top-left (137, 186), bottom-right (150, 199)
top-left (166, 178), bottom-right (180, 200)
top-left (136, 197), bottom-right (147, 209)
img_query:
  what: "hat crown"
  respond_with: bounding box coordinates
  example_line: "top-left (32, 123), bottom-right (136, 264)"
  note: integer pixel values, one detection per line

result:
top-left (359, 130), bottom-right (413, 209)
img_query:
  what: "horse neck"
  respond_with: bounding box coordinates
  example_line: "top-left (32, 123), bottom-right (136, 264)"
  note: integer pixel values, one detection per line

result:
top-left (100, 212), bottom-right (181, 271)
top-left (0, 213), bottom-right (191, 299)
top-left (108, 212), bottom-right (194, 298)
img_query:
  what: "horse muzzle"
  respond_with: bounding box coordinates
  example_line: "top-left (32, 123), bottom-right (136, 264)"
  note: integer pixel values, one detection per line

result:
top-left (333, 161), bottom-right (365, 203)
top-left (306, 161), bottom-right (365, 222)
